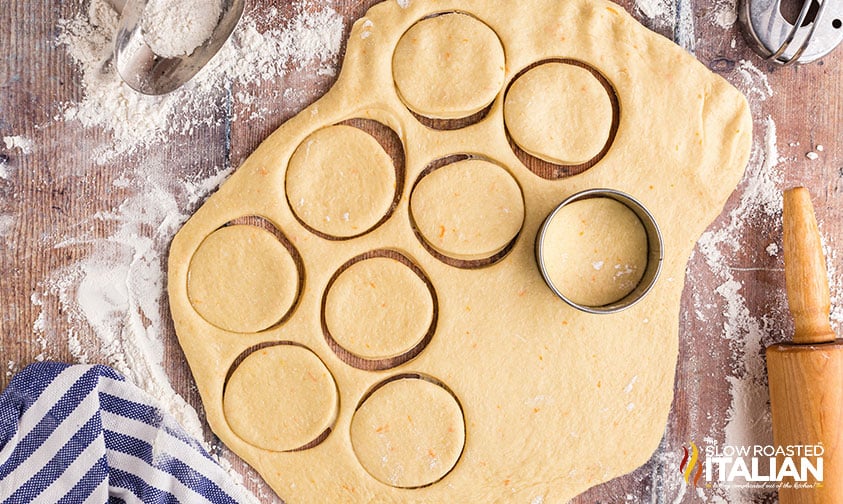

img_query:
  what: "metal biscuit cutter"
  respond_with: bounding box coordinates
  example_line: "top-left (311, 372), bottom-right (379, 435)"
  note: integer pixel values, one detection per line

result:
top-left (740, 0), bottom-right (843, 65)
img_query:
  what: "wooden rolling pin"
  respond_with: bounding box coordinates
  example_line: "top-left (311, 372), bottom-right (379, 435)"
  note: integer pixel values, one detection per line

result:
top-left (767, 187), bottom-right (843, 503)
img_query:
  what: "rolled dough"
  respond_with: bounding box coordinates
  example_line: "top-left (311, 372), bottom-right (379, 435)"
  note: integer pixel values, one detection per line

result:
top-left (167, 0), bottom-right (753, 501)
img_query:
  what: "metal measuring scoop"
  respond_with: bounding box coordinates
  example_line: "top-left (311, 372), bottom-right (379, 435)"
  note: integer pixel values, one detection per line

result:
top-left (740, 0), bottom-right (843, 65)
top-left (114, 0), bottom-right (244, 95)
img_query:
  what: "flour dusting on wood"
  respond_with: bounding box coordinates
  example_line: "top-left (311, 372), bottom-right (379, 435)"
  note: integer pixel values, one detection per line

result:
top-left (3, 135), bottom-right (34, 154)
top-left (677, 57), bottom-right (838, 503)
top-left (634, 0), bottom-right (695, 51)
top-left (635, 0), bottom-right (672, 20)
top-left (57, 0), bottom-right (343, 163)
top-left (0, 158), bottom-right (11, 181)
top-left (709, 0), bottom-right (738, 29)
top-left (25, 1), bottom-right (345, 501)
top-left (629, 56), bottom-right (803, 503)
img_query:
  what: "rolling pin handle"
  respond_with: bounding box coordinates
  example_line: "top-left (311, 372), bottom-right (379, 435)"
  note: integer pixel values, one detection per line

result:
top-left (783, 187), bottom-right (836, 345)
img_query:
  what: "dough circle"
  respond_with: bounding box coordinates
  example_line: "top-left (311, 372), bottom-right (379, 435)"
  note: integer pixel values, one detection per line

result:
top-left (187, 224), bottom-right (298, 333)
top-left (350, 377), bottom-right (465, 488)
top-left (392, 13), bottom-right (506, 119)
top-left (223, 344), bottom-right (338, 452)
top-left (325, 256), bottom-right (434, 361)
top-left (540, 198), bottom-right (648, 307)
top-left (504, 62), bottom-right (614, 165)
top-left (286, 125), bottom-right (396, 238)
top-left (410, 159), bottom-right (524, 260)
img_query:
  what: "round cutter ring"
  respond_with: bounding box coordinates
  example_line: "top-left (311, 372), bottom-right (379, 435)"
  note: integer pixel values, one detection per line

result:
top-left (535, 188), bottom-right (664, 314)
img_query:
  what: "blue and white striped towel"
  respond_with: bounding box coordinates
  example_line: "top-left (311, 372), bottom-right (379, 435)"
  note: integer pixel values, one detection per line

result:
top-left (0, 362), bottom-right (253, 503)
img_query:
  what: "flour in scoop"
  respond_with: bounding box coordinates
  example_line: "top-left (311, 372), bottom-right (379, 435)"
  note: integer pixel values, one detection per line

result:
top-left (142, 0), bottom-right (223, 58)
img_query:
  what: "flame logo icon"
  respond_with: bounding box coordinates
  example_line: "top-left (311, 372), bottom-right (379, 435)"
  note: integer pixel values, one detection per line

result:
top-left (679, 441), bottom-right (704, 487)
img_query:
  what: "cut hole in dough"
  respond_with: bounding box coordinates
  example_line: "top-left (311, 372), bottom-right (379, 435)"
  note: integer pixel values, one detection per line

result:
top-left (324, 254), bottom-right (435, 364)
top-left (540, 197), bottom-right (648, 307)
top-left (410, 158), bottom-right (524, 261)
top-left (392, 12), bottom-right (505, 120)
top-left (223, 344), bottom-right (338, 452)
top-left (286, 125), bottom-right (397, 238)
top-left (505, 62), bottom-right (614, 165)
top-left (187, 224), bottom-right (299, 333)
top-left (350, 376), bottom-right (465, 488)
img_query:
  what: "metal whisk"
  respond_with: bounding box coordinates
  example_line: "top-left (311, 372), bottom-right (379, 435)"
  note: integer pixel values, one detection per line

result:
top-left (739, 0), bottom-right (843, 65)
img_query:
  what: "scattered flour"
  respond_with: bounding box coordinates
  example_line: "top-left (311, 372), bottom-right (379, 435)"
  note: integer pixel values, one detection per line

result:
top-left (711, 0), bottom-right (738, 29)
top-left (733, 60), bottom-right (774, 103)
top-left (3, 135), bottom-right (33, 154)
top-left (360, 19), bottom-right (375, 39)
top-left (674, 0), bottom-right (695, 52)
top-left (0, 158), bottom-right (10, 180)
top-left (670, 479), bottom-right (687, 504)
top-left (0, 215), bottom-right (14, 239)
top-left (623, 375), bottom-right (638, 394)
top-left (635, 0), bottom-right (672, 20)
top-left (644, 0), bottom-right (731, 33)
top-left (142, 0), bottom-right (223, 57)
top-left (687, 59), bottom-right (786, 502)
top-left (39, 166), bottom-right (232, 437)
top-left (25, 1), bottom-right (346, 501)
top-left (634, 0), bottom-right (694, 52)
top-left (57, 0), bottom-right (344, 163)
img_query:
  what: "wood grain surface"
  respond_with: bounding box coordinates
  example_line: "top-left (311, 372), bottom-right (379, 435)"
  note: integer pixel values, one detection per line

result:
top-left (1, 0), bottom-right (842, 502)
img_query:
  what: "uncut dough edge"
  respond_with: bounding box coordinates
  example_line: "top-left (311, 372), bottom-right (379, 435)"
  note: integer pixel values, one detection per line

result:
top-left (167, 0), bottom-right (753, 502)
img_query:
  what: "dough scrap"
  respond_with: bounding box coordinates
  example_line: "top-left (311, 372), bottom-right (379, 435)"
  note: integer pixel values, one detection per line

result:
top-left (325, 256), bottom-right (434, 361)
top-left (187, 224), bottom-right (298, 333)
top-left (541, 198), bottom-right (648, 307)
top-left (223, 344), bottom-right (338, 452)
top-left (350, 377), bottom-right (465, 488)
top-left (410, 159), bottom-right (524, 260)
top-left (505, 62), bottom-right (614, 165)
top-left (286, 125), bottom-right (396, 238)
top-left (392, 12), bottom-right (505, 119)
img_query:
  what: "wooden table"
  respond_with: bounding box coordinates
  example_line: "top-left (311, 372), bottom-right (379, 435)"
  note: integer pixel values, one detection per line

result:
top-left (1, 0), bottom-right (841, 502)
